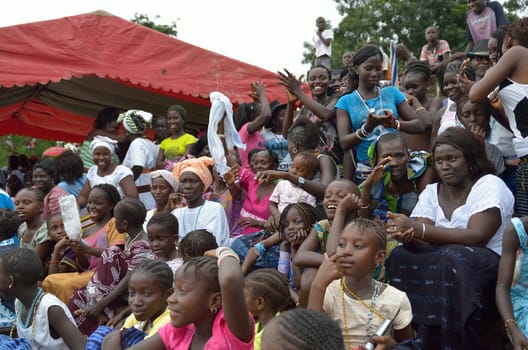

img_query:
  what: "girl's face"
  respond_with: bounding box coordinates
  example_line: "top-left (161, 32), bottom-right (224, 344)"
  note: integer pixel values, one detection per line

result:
top-left (14, 189), bottom-right (43, 222)
top-left (32, 167), bottom-right (53, 194)
top-left (147, 223), bottom-right (177, 259)
top-left (283, 207), bottom-right (308, 246)
top-left (377, 140), bottom-right (408, 181)
top-left (179, 172), bottom-right (205, 204)
top-left (434, 144), bottom-right (470, 187)
top-left (403, 73), bottom-right (427, 100)
top-left (47, 214), bottom-right (66, 242)
top-left (335, 224), bottom-right (385, 278)
top-left (250, 151), bottom-right (274, 173)
top-left (92, 146), bottom-right (112, 170)
top-left (128, 271), bottom-right (170, 322)
top-left (323, 181), bottom-right (356, 220)
top-left (151, 177), bottom-right (174, 207)
top-left (355, 55), bottom-right (383, 89)
top-left (458, 100), bottom-right (490, 131)
top-left (308, 67), bottom-right (330, 98)
top-left (289, 156), bottom-right (314, 179)
top-left (442, 71), bottom-right (464, 102)
top-left (167, 111), bottom-right (184, 133)
top-left (168, 268), bottom-right (216, 327)
top-left (488, 37), bottom-right (499, 65)
top-left (86, 187), bottom-right (114, 223)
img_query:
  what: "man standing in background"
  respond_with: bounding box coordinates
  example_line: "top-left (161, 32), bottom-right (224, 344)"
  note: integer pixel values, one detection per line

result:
top-left (313, 17), bottom-right (333, 69)
top-left (466, 0), bottom-right (508, 52)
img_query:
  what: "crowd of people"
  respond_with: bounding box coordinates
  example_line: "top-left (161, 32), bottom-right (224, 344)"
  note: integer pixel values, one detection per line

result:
top-left (0, 3), bottom-right (527, 349)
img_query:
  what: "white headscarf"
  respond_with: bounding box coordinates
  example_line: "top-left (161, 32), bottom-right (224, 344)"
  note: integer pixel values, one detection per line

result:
top-left (90, 136), bottom-right (118, 156)
top-left (150, 170), bottom-right (179, 192)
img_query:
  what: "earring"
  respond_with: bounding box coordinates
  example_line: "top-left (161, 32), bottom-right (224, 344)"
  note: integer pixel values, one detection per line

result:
top-left (292, 147), bottom-right (298, 154)
top-left (210, 306), bottom-right (218, 314)
top-left (8, 283), bottom-right (13, 289)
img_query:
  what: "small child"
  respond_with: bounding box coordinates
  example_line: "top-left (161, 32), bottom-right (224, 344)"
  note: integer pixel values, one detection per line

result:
top-left (0, 208), bottom-right (19, 253)
top-left (14, 187), bottom-right (50, 263)
top-left (0, 248), bottom-right (85, 349)
top-left (111, 251), bottom-right (254, 349)
top-left (496, 217), bottom-right (528, 349)
top-left (87, 260), bottom-right (174, 350)
top-left (457, 95), bottom-right (505, 175)
top-left (178, 229), bottom-right (218, 263)
top-left (261, 308), bottom-right (344, 350)
top-left (47, 212), bottom-right (77, 275)
top-left (146, 212), bottom-right (182, 274)
top-left (295, 179), bottom-right (360, 307)
top-left (244, 268), bottom-right (293, 350)
top-left (268, 151), bottom-right (318, 224)
top-left (308, 218), bottom-right (414, 349)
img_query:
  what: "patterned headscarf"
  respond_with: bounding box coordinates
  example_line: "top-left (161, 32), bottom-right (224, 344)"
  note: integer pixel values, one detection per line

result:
top-left (118, 109), bottom-right (153, 135)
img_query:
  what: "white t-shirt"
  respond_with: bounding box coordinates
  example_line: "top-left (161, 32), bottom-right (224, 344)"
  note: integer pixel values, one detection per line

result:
top-left (123, 138), bottom-right (159, 210)
top-left (15, 293), bottom-right (76, 350)
top-left (313, 29), bottom-right (333, 58)
top-left (411, 174), bottom-right (514, 255)
top-left (86, 165), bottom-right (133, 199)
top-left (172, 200), bottom-right (230, 247)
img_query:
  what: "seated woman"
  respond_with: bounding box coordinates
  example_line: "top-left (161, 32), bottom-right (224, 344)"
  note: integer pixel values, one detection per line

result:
top-left (143, 170), bottom-right (179, 232)
top-left (32, 158), bottom-right (68, 220)
top-left (386, 127), bottom-right (514, 350)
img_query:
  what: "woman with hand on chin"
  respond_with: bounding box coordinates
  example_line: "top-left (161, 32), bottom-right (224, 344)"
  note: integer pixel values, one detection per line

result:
top-left (386, 127), bottom-right (514, 350)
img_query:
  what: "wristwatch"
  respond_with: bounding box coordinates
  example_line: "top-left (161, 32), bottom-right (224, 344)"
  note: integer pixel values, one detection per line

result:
top-left (297, 176), bottom-right (306, 187)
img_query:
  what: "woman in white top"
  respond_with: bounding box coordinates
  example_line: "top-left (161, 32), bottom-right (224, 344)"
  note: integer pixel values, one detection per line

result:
top-left (77, 136), bottom-right (138, 208)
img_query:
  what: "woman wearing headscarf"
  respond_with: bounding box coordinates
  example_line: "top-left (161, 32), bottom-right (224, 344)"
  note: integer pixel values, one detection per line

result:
top-left (143, 170), bottom-right (179, 231)
top-left (77, 136), bottom-right (138, 208)
top-left (156, 105), bottom-right (197, 170)
top-left (120, 110), bottom-right (160, 211)
top-left (171, 157), bottom-right (229, 247)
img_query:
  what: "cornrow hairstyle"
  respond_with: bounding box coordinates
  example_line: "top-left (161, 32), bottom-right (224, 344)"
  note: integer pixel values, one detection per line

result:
top-left (279, 203), bottom-right (318, 235)
top-left (507, 17), bottom-right (528, 48)
top-left (132, 259), bottom-right (174, 291)
top-left (246, 268), bottom-right (293, 312)
top-left (19, 187), bottom-right (45, 202)
top-left (56, 150), bottom-right (84, 184)
top-left (268, 308), bottom-right (344, 350)
top-left (91, 184), bottom-right (121, 215)
top-left (287, 116), bottom-right (320, 151)
top-left (147, 212), bottom-right (179, 238)
top-left (115, 197), bottom-right (146, 228)
top-left (404, 60), bottom-right (432, 82)
top-left (345, 218), bottom-right (387, 250)
top-left (293, 151), bottom-right (319, 177)
top-left (0, 248), bottom-right (42, 287)
top-left (178, 229), bottom-right (218, 262)
top-left (33, 157), bottom-right (58, 183)
top-left (0, 209), bottom-right (19, 237)
top-left (247, 148), bottom-right (278, 168)
top-left (181, 256), bottom-right (220, 293)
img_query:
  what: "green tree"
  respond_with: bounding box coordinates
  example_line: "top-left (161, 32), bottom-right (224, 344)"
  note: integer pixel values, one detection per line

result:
top-left (131, 13), bottom-right (178, 37)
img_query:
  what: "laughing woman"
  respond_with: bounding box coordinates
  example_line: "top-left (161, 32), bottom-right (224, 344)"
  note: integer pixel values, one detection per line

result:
top-left (386, 127), bottom-right (514, 350)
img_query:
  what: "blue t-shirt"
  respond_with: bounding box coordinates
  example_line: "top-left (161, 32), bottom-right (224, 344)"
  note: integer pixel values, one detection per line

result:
top-left (335, 86), bottom-right (406, 163)
top-left (0, 190), bottom-right (13, 211)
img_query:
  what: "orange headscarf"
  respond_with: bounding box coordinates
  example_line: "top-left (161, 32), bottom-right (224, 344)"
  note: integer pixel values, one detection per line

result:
top-left (172, 157), bottom-right (214, 190)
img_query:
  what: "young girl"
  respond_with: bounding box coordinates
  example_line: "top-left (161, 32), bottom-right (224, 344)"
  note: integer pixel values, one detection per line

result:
top-left (86, 260), bottom-right (174, 350)
top-left (157, 105), bottom-right (197, 170)
top-left (308, 218), bottom-right (414, 349)
top-left (113, 250), bottom-right (254, 349)
top-left (70, 197), bottom-right (156, 335)
top-left (146, 212), bottom-right (182, 274)
top-left (294, 179), bottom-right (360, 307)
top-left (14, 187), bottom-right (50, 264)
top-left (0, 248), bottom-right (85, 349)
top-left (261, 308), bottom-right (344, 350)
top-left (244, 268), bottom-right (293, 350)
top-left (47, 212), bottom-right (76, 275)
top-left (177, 229), bottom-right (218, 263)
top-left (496, 217), bottom-right (528, 350)
top-left (43, 184), bottom-right (125, 304)
top-left (144, 170), bottom-right (179, 232)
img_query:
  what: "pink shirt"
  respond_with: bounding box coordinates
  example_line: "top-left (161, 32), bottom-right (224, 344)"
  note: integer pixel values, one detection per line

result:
top-left (239, 168), bottom-right (274, 235)
top-left (238, 123), bottom-right (265, 170)
top-left (158, 309), bottom-right (254, 350)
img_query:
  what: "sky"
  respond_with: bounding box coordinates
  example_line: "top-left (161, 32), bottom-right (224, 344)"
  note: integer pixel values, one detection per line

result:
top-left (0, 0), bottom-right (343, 77)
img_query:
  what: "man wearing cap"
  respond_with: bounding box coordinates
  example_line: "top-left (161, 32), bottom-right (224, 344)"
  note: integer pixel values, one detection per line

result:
top-left (467, 39), bottom-right (492, 80)
top-left (465, 0), bottom-right (508, 53)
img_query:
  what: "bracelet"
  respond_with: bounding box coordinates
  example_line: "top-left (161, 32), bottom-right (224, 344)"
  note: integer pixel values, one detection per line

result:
top-left (361, 124), bottom-right (371, 136)
top-left (355, 129), bottom-right (366, 141)
top-left (216, 247), bottom-right (240, 266)
top-left (415, 106), bottom-right (426, 113)
top-left (505, 318), bottom-right (518, 338)
top-left (395, 119), bottom-right (401, 130)
top-left (421, 223), bottom-right (426, 240)
top-left (218, 134), bottom-right (225, 138)
top-left (253, 242), bottom-right (266, 257)
top-left (360, 202), bottom-right (370, 209)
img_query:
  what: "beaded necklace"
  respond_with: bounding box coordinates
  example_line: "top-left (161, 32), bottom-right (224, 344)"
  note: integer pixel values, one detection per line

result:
top-left (181, 203), bottom-right (204, 233)
top-left (340, 278), bottom-right (384, 343)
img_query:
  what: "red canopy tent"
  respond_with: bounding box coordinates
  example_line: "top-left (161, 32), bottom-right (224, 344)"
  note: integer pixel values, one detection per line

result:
top-left (0, 10), bottom-right (288, 142)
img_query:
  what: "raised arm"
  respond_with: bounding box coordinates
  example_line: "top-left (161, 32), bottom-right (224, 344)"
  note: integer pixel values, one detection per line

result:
top-left (246, 82), bottom-right (271, 134)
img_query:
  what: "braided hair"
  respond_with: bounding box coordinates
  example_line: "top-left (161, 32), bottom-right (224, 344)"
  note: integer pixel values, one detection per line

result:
top-left (404, 60), bottom-right (432, 82)
top-left (178, 229), bottom-right (218, 262)
top-left (181, 256), bottom-right (220, 293)
top-left (436, 52), bottom-right (476, 92)
top-left (265, 308), bottom-right (344, 350)
top-left (132, 259), bottom-right (174, 291)
top-left (245, 268), bottom-right (293, 312)
top-left (279, 203), bottom-right (318, 236)
top-left (91, 184), bottom-right (121, 216)
top-left (0, 209), bottom-right (19, 238)
top-left (345, 218), bottom-right (387, 250)
top-left (18, 187), bottom-right (45, 203)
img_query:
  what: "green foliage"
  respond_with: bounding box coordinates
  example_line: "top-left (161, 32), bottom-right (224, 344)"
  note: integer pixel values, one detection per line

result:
top-left (0, 136), bottom-right (55, 167)
top-left (131, 13), bottom-right (178, 37)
